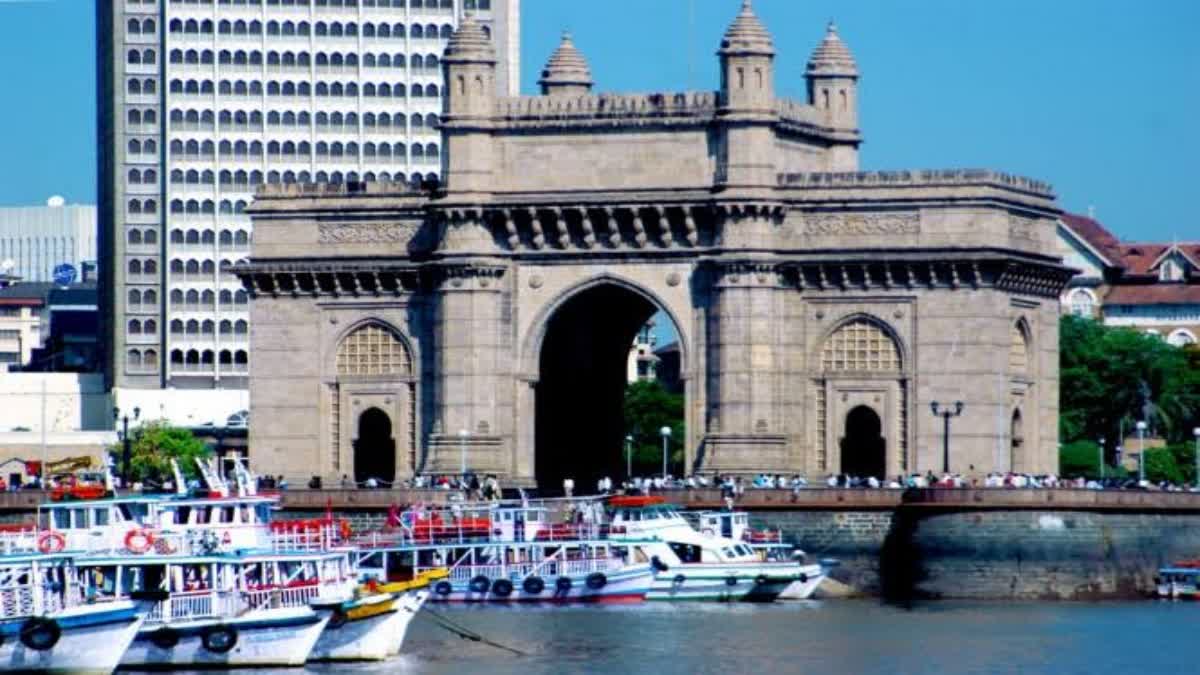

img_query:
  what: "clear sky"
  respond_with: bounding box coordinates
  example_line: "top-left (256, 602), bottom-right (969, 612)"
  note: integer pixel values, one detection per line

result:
top-left (0, 0), bottom-right (1196, 243)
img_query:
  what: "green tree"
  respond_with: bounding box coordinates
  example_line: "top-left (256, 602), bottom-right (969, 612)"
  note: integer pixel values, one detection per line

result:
top-left (112, 421), bottom-right (211, 485)
top-left (1144, 446), bottom-right (1185, 485)
top-left (622, 380), bottom-right (685, 476)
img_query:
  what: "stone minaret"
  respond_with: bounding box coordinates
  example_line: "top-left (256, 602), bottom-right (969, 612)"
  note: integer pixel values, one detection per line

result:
top-left (716, 0), bottom-right (777, 191)
top-left (806, 22), bottom-right (860, 170)
top-left (441, 15), bottom-right (496, 197)
top-left (538, 32), bottom-right (594, 97)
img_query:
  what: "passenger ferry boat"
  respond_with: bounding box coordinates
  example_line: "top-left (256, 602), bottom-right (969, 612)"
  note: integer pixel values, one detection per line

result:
top-left (0, 551), bottom-right (145, 675)
top-left (349, 503), bottom-right (655, 604)
top-left (1157, 561), bottom-right (1200, 599)
top-left (606, 496), bottom-right (822, 601)
top-left (687, 508), bottom-right (829, 600)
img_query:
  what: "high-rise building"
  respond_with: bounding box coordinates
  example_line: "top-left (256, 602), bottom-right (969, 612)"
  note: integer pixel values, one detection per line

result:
top-left (97, 0), bottom-right (520, 393)
top-left (0, 198), bottom-right (97, 283)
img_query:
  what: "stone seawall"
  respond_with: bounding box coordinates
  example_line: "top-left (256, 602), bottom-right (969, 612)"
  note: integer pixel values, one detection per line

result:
top-left (752, 508), bottom-right (1200, 600)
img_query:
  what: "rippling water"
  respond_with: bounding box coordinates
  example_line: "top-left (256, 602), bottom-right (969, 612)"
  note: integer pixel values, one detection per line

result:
top-left (207, 601), bottom-right (1199, 675)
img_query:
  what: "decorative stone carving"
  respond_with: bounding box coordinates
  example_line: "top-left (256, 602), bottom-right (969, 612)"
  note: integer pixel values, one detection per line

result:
top-left (666, 272), bottom-right (682, 287)
top-left (802, 212), bottom-right (919, 236)
top-left (318, 222), bottom-right (417, 245)
top-left (529, 274), bottom-right (544, 289)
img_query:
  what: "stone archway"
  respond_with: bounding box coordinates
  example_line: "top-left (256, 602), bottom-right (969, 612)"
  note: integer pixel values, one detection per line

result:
top-left (354, 407), bottom-right (395, 485)
top-left (841, 405), bottom-right (886, 479)
top-left (532, 281), bottom-right (683, 492)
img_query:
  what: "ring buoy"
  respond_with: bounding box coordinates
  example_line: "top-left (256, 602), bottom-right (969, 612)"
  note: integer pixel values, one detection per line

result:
top-left (434, 580), bottom-right (453, 596)
top-left (19, 618), bottom-right (61, 651)
top-left (37, 531), bottom-right (65, 555)
top-left (125, 529), bottom-right (155, 554)
top-left (149, 626), bottom-right (180, 649)
top-left (585, 572), bottom-right (607, 590)
top-left (725, 575), bottom-right (739, 587)
top-left (651, 556), bottom-right (669, 572)
top-left (798, 573), bottom-right (808, 584)
top-left (555, 576), bottom-right (573, 593)
top-left (327, 611), bottom-right (348, 630)
top-left (523, 576), bottom-right (545, 595)
top-left (492, 579), bottom-right (514, 597)
top-left (340, 520), bottom-right (352, 539)
top-left (755, 574), bottom-right (769, 586)
top-left (468, 576), bottom-right (490, 594)
top-left (201, 625), bottom-right (238, 654)
top-left (672, 574), bottom-right (687, 586)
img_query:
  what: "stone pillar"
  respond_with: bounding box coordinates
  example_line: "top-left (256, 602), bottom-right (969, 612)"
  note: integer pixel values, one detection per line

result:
top-left (425, 261), bottom-right (511, 475)
top-left (702, 259), bottom-right (788, 473)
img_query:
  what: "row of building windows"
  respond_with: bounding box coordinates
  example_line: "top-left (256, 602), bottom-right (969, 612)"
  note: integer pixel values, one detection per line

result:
top-left (171, 140), bottom-right (439, 158)
top-left (128, 259), bottom-right (159, 275)
top-left (168, 0), bottom-right (467, 10)
top-left (128, 319), bottom-right (160, 334)
top-left (169, 260), bottom-right (246, 275)
top-left (128, 139), bottom-right (158, 155)
top-left (127, 228), bottom-right (160, 246)
top-left (169, 289), bottom-right (250, 305)
top-left (128, 174), bottom-right (435, 216)
top-left (126, 19), bottom-right (157, 34)
top-left (169, 50), bottom-right (440, 69)
top-left (128, 168), bottom-right (159, 184)
top-left (168, 319), bottom-right (249, 335)
top-left (126, 349), bottom-right (159, 372)
top-left (167, 79), bottom-right (441, 98)
top-left (168, 349), bottom-right (249, 369)
top-left (169, 229), bottom-right (251, 245)
top-left (127, 79), bottom-right (157, 95)
top-left (128, 109), bottom-right (158, 125)
top-left (127, 49), bottom-right (156, 65)
top-left (168, 110), bottom-right (438, 128)
top-left (168, 18), bottom-right (454, 38)
top-left (127, 289), bottom-right (159, 305)
top-left (127, 199), bottom-right (159, 214)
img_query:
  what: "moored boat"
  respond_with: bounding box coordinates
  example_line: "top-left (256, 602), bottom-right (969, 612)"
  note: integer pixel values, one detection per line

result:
top-left (1157, 561), bottom-right (1200, 599)
top-left (308, 570), bottom-right (446, 661)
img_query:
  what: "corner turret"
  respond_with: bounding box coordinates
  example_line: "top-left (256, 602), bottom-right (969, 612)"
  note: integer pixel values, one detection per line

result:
top-left (806, 22), bottom-right (859, 132)
top-left (441, 15), bottom-right (497, 198)
top-left (539, 32), bottom-right (594, 97)
top-left (718, 0), bottom-right (775, 111)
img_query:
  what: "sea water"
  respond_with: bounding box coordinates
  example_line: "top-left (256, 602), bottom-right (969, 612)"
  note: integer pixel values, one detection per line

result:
top-left (206, 600), bottom-right (1200, 674)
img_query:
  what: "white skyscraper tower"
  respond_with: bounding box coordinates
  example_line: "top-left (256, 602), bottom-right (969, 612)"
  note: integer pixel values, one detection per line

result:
top-left (98, 0), bottom-right (521, 395)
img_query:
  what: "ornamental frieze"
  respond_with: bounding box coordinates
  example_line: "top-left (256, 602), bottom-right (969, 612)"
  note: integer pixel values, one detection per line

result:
top-left (801, 212), bottom-right (920, 236)
top-left (318, 222), bottom-right (418, 245)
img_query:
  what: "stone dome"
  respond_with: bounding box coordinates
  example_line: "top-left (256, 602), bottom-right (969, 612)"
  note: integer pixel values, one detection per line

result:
top-left (807, 22), bottom-right (858, 77)
top-left (719, 0), bottom-right (775, 56)
top-left (539, 32), bottom-right (594, 94)
top-left (445, 15), bottom-right (494, 61)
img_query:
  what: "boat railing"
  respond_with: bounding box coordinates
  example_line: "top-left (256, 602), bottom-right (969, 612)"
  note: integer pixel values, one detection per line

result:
top-left (443, 556), bottom-right (621, 582)
top-left (0, 586), bottom-right (36, 618)
top-left (242, 582), bottom-right (323, 611)
top-left (741, 529), bottom-right (784, 545)
top-left (0, 528), bottom-right (39, 555)
top-left (350, 520), bottom-right (618, 547)
top-left (143, 590), bottom-right (235, 624)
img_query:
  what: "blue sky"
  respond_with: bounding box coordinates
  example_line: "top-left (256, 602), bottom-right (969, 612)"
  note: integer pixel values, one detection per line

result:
top-left (0, 0), bottom-right (1196, 243)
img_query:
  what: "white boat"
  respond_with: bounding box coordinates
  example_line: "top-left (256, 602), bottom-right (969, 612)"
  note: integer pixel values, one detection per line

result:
top-left (688, 508), bottom-right (830, 600)
top-left (605, 496), bottom-right (822, 601)
top-left (0, 552), bottom-right (145, 675)
top-left (308, 571), bottom-right (443, 661)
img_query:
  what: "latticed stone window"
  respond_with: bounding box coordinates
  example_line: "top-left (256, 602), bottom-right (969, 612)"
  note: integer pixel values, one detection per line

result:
top-left (821, 319), bottom-right (900, 372)
top-left (1009, 322), bottom-right (1029, 373)
top-left (336, 323), bottom-right (411, 376)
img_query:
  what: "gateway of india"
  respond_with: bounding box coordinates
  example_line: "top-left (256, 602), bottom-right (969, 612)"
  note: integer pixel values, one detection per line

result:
top-left (239, 2), bottom-right (1073, 488)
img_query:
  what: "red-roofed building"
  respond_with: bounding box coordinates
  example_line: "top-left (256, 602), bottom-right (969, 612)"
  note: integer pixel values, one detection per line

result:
top-left (1056, 214), bottom-right (1200, 346)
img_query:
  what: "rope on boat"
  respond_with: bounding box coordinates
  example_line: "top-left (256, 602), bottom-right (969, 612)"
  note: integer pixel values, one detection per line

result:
top-left (415, 606), bottom-right (528, 656)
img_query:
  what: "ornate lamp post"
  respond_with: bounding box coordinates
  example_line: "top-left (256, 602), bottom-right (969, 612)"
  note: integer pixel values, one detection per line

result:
top-left (1136, 420), bottom-right (1147, 483)
top-left (1098, 436), bottom-right (1105, 480)
top-left (624, 435), bottom-right (634, 479)
top-left (1192, 427), bottom-right (1200, 487)
top-left (930, 401), bottom-right (964, 474)
top-left (659, 426), bottom-right (672, 479)
top-left (113, 406), bottom-right (141, 486)
top-left (458, 429), bottom-right (470, 477)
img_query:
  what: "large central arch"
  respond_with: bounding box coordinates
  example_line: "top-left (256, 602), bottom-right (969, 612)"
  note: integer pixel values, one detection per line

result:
top-left (531, 280), bottom-right (684, 491)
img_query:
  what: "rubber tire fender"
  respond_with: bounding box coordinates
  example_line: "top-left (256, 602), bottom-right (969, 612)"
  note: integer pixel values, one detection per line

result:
top-left (492, 578), bottom-right (514, 598)
top-left (672, 574), bottom-right (687, 586)
top-left (149, 626), bottom-right (181, 649)
top-left (725, 575), bottom-right (739, 587)
top-left (201, 625), bottom-right (238, 654)
top-left (755, 574), bottom-right (769, 586)
top-left (799, 573), bottom-right (809, 584)
top-left (585, 572), bottom-right (607, 590)
top-left (468, 575), bottom-right (491, 594)
top-left (555, 576), bottom-right (573, 593)
top-left (19, 618), bottom-right (60, 651)
top-left (522, 576), bottom-right (545, 595)
top-left (434, 580), bottom-right (453, 596)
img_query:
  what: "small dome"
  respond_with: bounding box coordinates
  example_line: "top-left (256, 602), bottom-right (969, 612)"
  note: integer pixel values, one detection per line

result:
top-left (719, 0), bottom-right (774, 56)
top-left (807, 22), bottom-right (858, 77)
top-left (539, 31), bottom-right (594, 90)
top-left (445, 15), bottom-right (494, 61)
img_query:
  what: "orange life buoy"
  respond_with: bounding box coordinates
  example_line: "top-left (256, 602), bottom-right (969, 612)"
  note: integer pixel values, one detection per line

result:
top-left (125, 529), bottom-right (155, 554)
top-left (339, 520), bottom-right (352, 539)
top-left (37, 531), bottom-right (66, 555)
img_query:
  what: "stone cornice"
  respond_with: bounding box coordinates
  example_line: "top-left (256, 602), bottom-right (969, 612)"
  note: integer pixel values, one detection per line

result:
top-left (780, 170), bottom-right (1056, 200)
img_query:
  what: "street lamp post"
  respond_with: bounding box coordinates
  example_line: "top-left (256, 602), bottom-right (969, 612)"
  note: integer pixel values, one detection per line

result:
top-left (659, 426), bottom-right (671, 479)
top-left (930, 401), bottom-right (964, 474)
top-left (458, 429), bottom-right (470, 477)
top-left (1136, 420), bottom-right (1147, 483)
top-left (1098, 437), bottom-right (1105, 480)
top-left (1192, 427), bottom-right (1200, 488)
top-left (113, 406), bottom-right (141, 486)
top-left (624, 435), bottom-right (633, 479)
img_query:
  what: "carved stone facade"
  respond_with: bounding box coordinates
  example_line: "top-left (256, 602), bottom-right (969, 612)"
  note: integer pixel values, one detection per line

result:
top-left (239, 6), bottom-right (1072, 486)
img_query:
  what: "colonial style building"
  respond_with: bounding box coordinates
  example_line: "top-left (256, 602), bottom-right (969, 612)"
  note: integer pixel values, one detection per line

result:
top-left (1057, 213), bottom-right (1200, 346)
top-left (239, 3), bottom-right (1073, 488)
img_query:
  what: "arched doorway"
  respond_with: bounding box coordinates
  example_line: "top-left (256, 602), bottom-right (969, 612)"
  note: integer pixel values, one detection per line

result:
top-left (354, 408), bottom-right (395, 485)
top-left (841, 405), bottom-right (885, 479)
top-left (534, 282), bottom-right (681, 492)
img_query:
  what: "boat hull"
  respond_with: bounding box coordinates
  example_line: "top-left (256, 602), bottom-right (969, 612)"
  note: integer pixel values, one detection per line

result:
top-left (120, 607), bottom-right (328, 668)
top-left (648, 563), bottom-right (819, 602)
top-left (0, 602), bottom-right (144, 675)
top-left (429, 565), bottom-right (652, 604)
top-left (310, 590), bottom-right (428, 661)
top-left (777, 566), bottom-right (826, 600)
